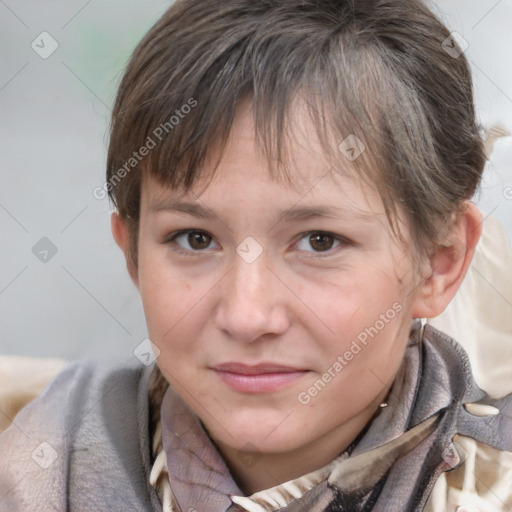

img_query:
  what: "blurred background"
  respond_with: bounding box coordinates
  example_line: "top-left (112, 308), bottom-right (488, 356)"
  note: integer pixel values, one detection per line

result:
top-left (1, 0), bottom-right (511, 361)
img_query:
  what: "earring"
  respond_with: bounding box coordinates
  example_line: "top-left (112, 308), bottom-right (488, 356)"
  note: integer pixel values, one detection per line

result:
top-left (418, 317), bottom-right (427, 347)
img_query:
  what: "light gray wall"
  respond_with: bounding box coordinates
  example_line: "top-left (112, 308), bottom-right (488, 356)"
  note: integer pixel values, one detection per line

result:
top-left (1, 0), bottom-right (511, 360)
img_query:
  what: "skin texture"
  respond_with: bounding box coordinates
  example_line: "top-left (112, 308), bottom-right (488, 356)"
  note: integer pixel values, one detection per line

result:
top-left (112, 102), bottom-right (482, 494)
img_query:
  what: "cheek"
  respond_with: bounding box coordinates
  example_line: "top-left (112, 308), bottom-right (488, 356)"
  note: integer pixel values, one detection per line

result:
top-left (308, 296), bottom-right (409, 418)
top-left (137, 252), bottom-right (209, 346)
top-left (313, 265), bottom-right (408, 341)
top-left (139, 275), bottom-right (214, 386)
top-left (306, 270), bottom-right (412, 401)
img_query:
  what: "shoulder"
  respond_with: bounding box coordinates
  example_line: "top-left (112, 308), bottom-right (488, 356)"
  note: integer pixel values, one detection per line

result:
top-left (2, 359), bottom-right (147, 440)
top-left (0, 359), bottom-right (160, 512)
top-left (0, 354), bottom-right (66, 433)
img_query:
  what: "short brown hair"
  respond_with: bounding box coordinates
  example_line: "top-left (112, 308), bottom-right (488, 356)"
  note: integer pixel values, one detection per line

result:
top-left (106, 0), bottom-right (485, 267)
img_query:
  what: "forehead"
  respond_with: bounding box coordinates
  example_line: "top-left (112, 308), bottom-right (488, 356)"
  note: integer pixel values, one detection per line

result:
top-left (141, 100), bottom-right (387, 222)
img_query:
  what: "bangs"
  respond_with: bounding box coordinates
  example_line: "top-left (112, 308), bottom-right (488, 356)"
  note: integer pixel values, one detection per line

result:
top-left (109, 11), bottom-right (391, 202)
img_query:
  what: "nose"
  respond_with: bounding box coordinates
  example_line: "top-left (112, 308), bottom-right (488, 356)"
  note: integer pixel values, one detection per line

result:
top-left (213, 254), bottom-right (290, 343)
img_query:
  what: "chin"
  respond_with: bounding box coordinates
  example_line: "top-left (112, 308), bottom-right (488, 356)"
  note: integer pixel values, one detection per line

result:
top-left (206, 414), bottom-right (308, 454)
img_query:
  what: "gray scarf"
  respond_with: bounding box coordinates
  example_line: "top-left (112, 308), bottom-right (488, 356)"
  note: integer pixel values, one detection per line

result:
top-left (161, 323), bottom-right (512, 512)
top-left (0, 324), bottom-right (510, 511)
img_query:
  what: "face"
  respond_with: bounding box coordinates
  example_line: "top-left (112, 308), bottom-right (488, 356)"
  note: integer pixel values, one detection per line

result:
top-left (136, 102), bottom-right (423, 456)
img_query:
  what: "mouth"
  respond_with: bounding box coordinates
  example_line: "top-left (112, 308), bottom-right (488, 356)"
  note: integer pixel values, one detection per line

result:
top-left (211, 362), bottom-right (310, 393)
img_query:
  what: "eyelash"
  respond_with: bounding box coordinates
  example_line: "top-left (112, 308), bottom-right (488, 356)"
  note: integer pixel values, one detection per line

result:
top-left (164, 229), bottom-right (350, 258)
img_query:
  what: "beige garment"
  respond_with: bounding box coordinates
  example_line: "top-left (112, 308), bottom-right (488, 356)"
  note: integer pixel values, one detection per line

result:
top-left (425, 435), bottom-right (512, 512)
top-left (0, 355), bottom-right (66, 433)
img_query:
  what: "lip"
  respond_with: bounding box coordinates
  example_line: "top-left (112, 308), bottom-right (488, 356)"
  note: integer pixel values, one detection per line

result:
top-left (211, 362), bottom-right (309, 393)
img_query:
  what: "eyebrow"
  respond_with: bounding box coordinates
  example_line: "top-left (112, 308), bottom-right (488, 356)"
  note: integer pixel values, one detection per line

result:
top-left (148, 199), bottom-right (375, 225)
top-left (149, 199), bottom-right (214, 219)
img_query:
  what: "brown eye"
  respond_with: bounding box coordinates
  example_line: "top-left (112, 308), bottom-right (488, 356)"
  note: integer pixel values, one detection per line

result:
top-left (294, 231), bottom-right (346, 255)
top-left (168, 230), bottom-right (217, 252)
top-left (188, 231), bottom-right (212, 250)
top-left (309, 232), bottom-right (335, 252)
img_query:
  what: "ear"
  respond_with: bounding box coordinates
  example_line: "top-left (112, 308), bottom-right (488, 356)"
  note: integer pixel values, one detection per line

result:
top-left (111, 212), bottom-right (139, 289)
top-left (411, 202), bottom-right (482, 319)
